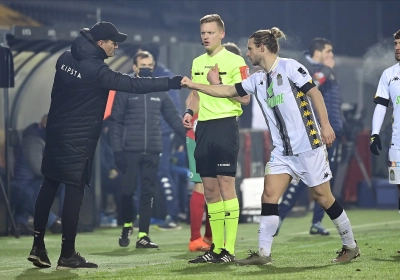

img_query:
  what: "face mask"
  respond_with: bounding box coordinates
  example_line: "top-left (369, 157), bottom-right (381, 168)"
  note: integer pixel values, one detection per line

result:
top-left (138, 67), bottom-right (153, 77)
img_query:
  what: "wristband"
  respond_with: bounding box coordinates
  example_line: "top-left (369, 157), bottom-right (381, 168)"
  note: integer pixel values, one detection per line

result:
top-left (184, 108), bottom-right (194, 117)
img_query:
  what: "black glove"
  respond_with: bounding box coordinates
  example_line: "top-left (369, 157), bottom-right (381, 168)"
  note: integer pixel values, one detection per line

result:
top-left (168, 75), bottom-right (183, 90)
top-left (370, 134), bottom-right (381, 155)
top-left (114, 151), bottom-right (127, 173)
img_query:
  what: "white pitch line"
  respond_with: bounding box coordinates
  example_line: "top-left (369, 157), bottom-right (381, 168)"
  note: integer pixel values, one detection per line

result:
top-left (240, 220), bottom-right (400, 241)
top-left (288, 220), bottom-right (399, 236)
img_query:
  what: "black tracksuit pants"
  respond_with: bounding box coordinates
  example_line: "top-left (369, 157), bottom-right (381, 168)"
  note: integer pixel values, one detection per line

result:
top-left (33, 176), bottom-right (85, 258)
top-left (121, 152), bottom-right (160, 234)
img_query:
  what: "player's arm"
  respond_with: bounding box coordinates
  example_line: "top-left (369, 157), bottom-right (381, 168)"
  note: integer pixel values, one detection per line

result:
top-left (371, 104), bottom-right (387, 135)
top-left (186, 90), bottom-right (200, 114)
top-left (227, 62), bottom-right (251, 105)
top-left (306, 86), bottom-right (335, 146)
top-left (230, 95), bottom-right (250, 105)
top-left (181, 76), bottom-right (240, 98)
top-left (206, 62), bottom-right (247, 103)
top-left (370, 104), bottom-right (386, 155)
top-left (370, 71), bottom-right (390, 155)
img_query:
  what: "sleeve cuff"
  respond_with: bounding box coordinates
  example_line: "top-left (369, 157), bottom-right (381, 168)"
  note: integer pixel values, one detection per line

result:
top-left (235, 83), bottom-right (248, 97)
top-left (300, 80), bottom-right (316, 93)
top-left (374, 96), bottom-right (389, 107)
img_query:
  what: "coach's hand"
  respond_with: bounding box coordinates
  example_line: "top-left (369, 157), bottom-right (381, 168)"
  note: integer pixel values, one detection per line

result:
top-left (370, 134), bottom-right (381, 155)
top-left (114, 151), bottom-right (127, 174)
top-left (168, 75), bottom-right (183, 90)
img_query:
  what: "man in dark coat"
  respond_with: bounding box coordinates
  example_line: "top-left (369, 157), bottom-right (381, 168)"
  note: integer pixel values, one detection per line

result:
top-left (28, 21), bottom-right (182, 269)
top-left (111, 51), bottom-right (186, 249)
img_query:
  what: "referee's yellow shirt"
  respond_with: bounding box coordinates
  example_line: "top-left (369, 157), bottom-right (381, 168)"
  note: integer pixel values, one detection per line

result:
top-left (191, 47), bottom-right (249, 121)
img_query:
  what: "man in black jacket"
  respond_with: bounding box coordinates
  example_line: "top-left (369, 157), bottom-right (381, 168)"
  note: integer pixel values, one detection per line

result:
top-left (111, 51), bottom-right (186, 249)
top-left (28, 22), bottom-right (182, 269)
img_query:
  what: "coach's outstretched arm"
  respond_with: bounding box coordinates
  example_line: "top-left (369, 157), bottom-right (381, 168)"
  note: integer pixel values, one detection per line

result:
top-left (181, 76), bottom-right (239, 98)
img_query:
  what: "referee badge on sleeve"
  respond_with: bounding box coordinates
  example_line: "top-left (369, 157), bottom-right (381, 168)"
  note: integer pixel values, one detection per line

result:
top-left (240, 66), bottom-right (250, 80)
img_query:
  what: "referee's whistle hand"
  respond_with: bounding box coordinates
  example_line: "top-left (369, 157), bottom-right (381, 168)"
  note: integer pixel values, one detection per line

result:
top-left (207, 63), bottom-right (220, 85)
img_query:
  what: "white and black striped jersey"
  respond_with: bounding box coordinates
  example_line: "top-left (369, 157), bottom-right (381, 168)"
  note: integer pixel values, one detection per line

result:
top-left (374, 63), bottom-right (400, 148)
top-left (236, 57), bottom-right (321, 156)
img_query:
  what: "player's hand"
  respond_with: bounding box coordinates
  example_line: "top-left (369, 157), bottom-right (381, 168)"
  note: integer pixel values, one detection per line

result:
top-left (182, 113), bottom-right (193, 130)
top-left (181, 76), bottom-right (194, 89)
top-left (370, 134), bottom-right (381, 155)
top-left (207, 63), bottom-right (220, 85)
top-left (320, 124), bottom-right (335, 148)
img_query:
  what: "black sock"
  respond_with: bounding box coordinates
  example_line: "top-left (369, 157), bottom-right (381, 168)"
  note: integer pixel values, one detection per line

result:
top-left (33, 230), bottom-right (45, 249)
top-left (325, 200), bottom-right (343, 220)
top-left (398, 198), bottom-right (400, 211)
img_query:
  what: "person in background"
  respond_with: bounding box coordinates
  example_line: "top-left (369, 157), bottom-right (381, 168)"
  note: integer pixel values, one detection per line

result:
top-left (110, 51), bottom-right (186, 248)
top-left (140, 43), bottom-right (185, 230)
top-left (185, 92), bottom-right (212, 252)
top-left (370, 30), bottom-right (400, 255)
top-left (99, 117), bottom-right (121, 227)
top-left (12, 115), bottom-right (63, 236)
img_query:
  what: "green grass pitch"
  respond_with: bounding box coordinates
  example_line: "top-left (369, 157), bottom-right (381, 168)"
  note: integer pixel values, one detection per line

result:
top-left (0, 209), bottom-right (399, 279)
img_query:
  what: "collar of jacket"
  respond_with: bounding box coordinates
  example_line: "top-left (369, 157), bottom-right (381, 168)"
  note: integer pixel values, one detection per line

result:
top-left (71, 28), bottom-right (108, 60)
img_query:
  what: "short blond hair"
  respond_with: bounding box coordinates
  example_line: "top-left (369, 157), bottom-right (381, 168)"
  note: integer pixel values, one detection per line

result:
top-left (200, 14), bottom-right (224, 31)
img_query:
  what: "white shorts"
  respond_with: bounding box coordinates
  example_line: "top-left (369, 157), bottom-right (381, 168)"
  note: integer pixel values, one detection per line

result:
top-left (388, 148), bottom-right (400, 184)
top-left (265, 146), bottom-right (332, 187)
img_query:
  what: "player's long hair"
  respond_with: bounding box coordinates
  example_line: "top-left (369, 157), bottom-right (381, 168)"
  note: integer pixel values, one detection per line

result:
top-left (249, 27), bottom-right (286, 54)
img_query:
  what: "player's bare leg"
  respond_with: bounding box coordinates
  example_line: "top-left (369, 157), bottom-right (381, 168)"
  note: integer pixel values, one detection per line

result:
top-left (236, 173), bottom-right (290, 266)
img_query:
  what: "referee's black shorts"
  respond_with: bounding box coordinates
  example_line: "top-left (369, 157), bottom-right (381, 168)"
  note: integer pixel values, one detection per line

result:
top-left (194, 117), bottom-right (239, 177)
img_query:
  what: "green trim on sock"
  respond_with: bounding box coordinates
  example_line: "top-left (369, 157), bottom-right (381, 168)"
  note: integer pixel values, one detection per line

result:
top-left (224, 198), bottom-right (239, 254)
top-left (207, 200), bottom-right (225, 254)
top-left (138, 232), bottom-right (147, 239)
top-left (124, 222), bottom-right (133, 228)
